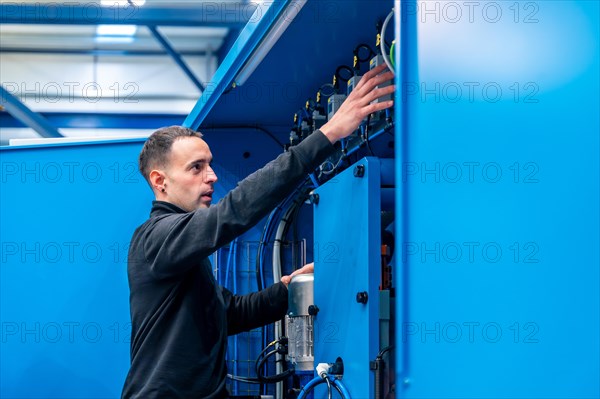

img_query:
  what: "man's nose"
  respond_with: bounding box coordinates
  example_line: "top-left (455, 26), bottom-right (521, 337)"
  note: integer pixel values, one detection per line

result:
top-left (205, 165), bottom-right (218, 183)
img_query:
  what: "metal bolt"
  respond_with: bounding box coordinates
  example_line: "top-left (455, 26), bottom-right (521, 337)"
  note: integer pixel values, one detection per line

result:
top-left (354, 164), bottom-right (365, 177)
top-left (356, 291), bottom-right (368, 304)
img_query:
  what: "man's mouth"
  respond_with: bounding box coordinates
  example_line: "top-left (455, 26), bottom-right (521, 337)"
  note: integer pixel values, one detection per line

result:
top-left (202, 191), bottom-right (214, 200)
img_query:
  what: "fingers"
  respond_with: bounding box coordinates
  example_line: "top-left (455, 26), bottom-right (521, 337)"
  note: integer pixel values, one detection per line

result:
top-left (354, 66), bottom-right (394, 94)
top-left (281, 262), bottom-right (315, 287)
top-left (321, 64), bottom-right (395, 142)
top-left (356, 71), bottom-right (395, 99)
top-left (363, 84), bottom-right (396, 105)
top-left (291, 262), bottom-right (314, 277)
top-left (357, 63), bottom-right (389, 86)
top-left (364, 100), bottom-right (394, 115)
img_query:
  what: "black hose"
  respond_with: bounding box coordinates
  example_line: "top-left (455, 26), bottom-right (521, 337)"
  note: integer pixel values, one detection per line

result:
top-left (255, 342), bottom-right (295, 384)
top-left (374, 357), bottom-right (385, 399)
top-left (335, 65), bottom-right (354, 84)
top-left (373, 345), bottom-right (394, 399)
top-left (377, 345), bottom-right (394, 358)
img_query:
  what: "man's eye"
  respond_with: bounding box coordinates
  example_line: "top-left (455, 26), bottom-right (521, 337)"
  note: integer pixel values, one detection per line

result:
top-left (192, 164), bottom-right (201, 170)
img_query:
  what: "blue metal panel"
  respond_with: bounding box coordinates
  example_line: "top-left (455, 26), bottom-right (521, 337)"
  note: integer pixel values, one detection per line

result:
top-left (217, 29), bottom-right (241, 66)
top-left (202, 1), bottom-right (393, 128)
top-left (313, 157), bottom-right (382, 398)
top-left (183, 0), bottom-right (294, 130)
top-left (0, 86), bottom-right (62, 138)
top-left (396, 1), bottom-right (599, 398)
top-left (0, 140), bottom-right (151, 397)
top-left (0, 3), bottom-right (254, 27)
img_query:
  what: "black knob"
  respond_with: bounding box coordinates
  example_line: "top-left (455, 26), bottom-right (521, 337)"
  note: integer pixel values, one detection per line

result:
top-left (354, 165), bottom-right (365, 177)
top-left (356, 291), bottom-right (368, 304)
top-left (308, 305), bottom-right (320, 316)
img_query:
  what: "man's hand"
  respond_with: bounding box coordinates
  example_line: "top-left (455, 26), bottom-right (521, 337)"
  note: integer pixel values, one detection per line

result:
top-left (320, 63), bottom-right (395, 144)
top-left (281, 262), bottom-right (314, 287)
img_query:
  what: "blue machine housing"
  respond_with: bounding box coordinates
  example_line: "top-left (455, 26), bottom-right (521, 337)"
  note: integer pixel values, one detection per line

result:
top-left (1, 0), bottom-right (599, 398)
top-left (313, 157), bottom-right (386, 397)
top-left (0, 132), bottom-right (286, 397)
top-left (395, 1), bottom-right (599, 398)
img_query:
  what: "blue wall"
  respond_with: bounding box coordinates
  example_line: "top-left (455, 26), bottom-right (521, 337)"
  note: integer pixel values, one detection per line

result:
top-left (396, 1), bottom-right (599, 397)
top-left (0, 130), bottom-right (284, 398)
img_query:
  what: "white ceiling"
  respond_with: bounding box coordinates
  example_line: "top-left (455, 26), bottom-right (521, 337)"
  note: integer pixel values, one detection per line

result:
top-left (0, 0), bottom-right (252, 141)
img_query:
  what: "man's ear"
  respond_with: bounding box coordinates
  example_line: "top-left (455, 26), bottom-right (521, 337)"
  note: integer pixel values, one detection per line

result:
top-left (149, 169), bottom-right (166, 193)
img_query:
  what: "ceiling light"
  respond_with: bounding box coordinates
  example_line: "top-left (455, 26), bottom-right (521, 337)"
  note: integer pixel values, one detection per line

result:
top-left (235, 0), bottom-right (307, 86)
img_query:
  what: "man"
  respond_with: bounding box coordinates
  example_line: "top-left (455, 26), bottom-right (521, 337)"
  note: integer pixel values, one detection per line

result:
top-left (121, 64), bottom-right (395, 398)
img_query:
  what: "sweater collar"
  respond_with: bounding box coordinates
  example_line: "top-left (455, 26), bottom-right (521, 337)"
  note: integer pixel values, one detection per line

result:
top-left (150, 200), bottom-right (188, 217)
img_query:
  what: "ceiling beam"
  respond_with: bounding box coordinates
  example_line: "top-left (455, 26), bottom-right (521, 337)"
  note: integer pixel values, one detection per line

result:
top-left (0, 48), bottom-right (209, 57)
top-left (0, 86), bottom-right (63, 138)
top-left (0, 111), bottom-right (186, 130)
top-left (148, 26), bottom-right (205, 92)
top-left (0, 3), bottom-right (256, 27)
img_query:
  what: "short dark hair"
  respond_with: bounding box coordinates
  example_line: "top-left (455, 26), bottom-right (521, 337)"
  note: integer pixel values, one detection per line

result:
top-left (139, 126), bottom-right (203, 185)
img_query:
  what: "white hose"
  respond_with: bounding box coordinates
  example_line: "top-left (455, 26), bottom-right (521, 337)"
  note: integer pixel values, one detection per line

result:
top-left (380, 9), bottom-right (395, 72)
top-left (272, 207), bottom-right (291, 399)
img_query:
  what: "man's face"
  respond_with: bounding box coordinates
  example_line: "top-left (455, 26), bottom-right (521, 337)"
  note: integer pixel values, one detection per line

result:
top-left (161, 136), bottom-right (218, 211)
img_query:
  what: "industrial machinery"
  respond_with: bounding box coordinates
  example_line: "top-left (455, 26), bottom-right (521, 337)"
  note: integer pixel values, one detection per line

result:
top-left (223, 7), bottom-right (399, 398)
top-left (4, 1), bottom-right (597, 398)
top-left (286, 274), bottom-right (315, 374)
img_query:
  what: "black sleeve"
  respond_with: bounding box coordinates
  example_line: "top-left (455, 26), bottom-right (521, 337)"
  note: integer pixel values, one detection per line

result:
top-left (140, 131), bottom-right (334, 280)
top-left (222, 282), bottom-right (288, 336)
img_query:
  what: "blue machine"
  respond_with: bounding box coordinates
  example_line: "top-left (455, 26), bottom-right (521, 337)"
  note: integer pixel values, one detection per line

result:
top-left (1, 0), bottom-right (598, 398)
top-left (394, 1), bottom-right (599, 398)
top-left (0, 140), bottom-right (149, 397)
top-left (0, 133), bottom-right (285, 397)
top-left (312, 157), bottom-right (394, 398)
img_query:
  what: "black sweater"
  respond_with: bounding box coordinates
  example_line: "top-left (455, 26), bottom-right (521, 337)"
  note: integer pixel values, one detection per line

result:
top-left (121, 131), bottom-right (334, 398)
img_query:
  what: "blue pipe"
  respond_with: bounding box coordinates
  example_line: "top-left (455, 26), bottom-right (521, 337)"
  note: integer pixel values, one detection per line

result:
top-left (297, 376), bottom-right (323, 399)
top-left (255, 189), bottom-right (298, 394)
top-left (258, 206), bottom-right (278, 393)
top-left (232, 238), bottom-right (238, 293)
top-left (309, 173), bottom-right (320, 187)
top-left (333, 378), bottom-right (351, 398)
top-left (225, 242), bottom-right (234, 289)
top-left (231, 238), bottom-right (239, 394)
top-left (223, 242), bottom-right (234, 393)
top-left (216, 248), bottom-right (222, 285)
top-left (297, 375), bottom-right (351, 399)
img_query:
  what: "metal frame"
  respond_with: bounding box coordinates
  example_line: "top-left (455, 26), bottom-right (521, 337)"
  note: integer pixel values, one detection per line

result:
top-left (0, 48), bottom-right (209, 57)
top-left (0, 3), bottom-right (254, 27)
top-left (183, 0), bottom-right (294, 130)
top-left (147, 26), bottom-right (206, 92)
top-left (0, 112), bottom-right (186, 130)
top-left (0, 2), bottom-right (257, 134)
top-left (0, 86), bottom-right (62, 138)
